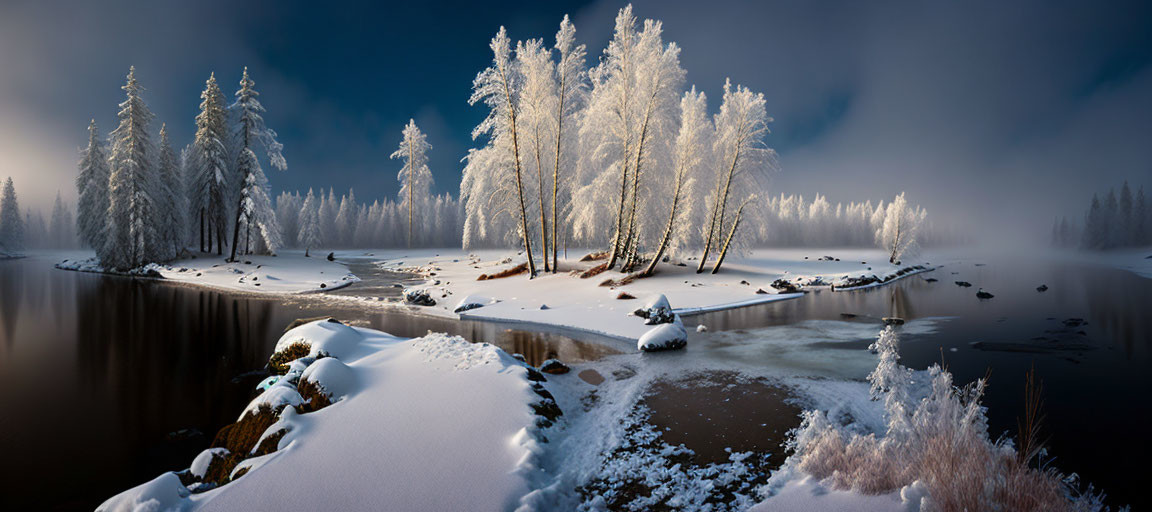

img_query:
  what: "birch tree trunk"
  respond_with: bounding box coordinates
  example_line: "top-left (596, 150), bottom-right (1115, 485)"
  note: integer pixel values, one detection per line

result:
top-left (711, 195), bottom-right (753, 274)
top-left (499, 64), bottom-right (536, 277)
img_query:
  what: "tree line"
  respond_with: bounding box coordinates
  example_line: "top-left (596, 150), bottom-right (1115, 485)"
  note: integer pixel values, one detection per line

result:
top-left (1053, 181), bottom-right (1150, 250)
top-left (459, 6), bottom-right (931, 276)
top-left (0, 179), bottom-right (76, 254)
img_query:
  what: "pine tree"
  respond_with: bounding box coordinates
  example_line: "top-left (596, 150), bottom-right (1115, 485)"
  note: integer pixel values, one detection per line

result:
top-left (156, 124), bottom-right (186, 259)
top-left (297, 188), bottom-right (322, 256)
top-left (0, 177), bottom-right (25, 252)
top-left (76, 120), bottom-right (110, 250)
top-left (335, 190), bottom-right (357, 247)
top-left (391, 119), bottom-right (433, 248)
top-left (228, 67), bottom-right (286, 261)
top-left (104, 67), bottom-right (161, 270)
top-left (190, 73), bottom-right (230, 255)
top-left (49, 192), bottom-right (74, 249)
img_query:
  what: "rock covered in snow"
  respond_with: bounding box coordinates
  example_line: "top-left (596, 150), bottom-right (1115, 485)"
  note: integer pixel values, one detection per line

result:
top-left (638, 323), bottom-right (688, 352)
top-left (453, 295), bottom-right (493, 313)
top-left (190, 447), bottom-right (230, 478)
top-left (274, 319), bottom-right (362, 360)
top-left (300, 357), bottom-right (356, 399)
top-left (696, 324), bottom-right (708, 332)
top-left (633, 294), bottom-right (676, 325)
top-left (539, 359), bottom-right (570, 374)
top-left (404, 288), bottom-right (437, 306)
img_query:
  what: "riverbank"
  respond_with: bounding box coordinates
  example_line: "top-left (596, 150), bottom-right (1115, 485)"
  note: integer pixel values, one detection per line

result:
top-left (99, 319), bottom-right (562, 511)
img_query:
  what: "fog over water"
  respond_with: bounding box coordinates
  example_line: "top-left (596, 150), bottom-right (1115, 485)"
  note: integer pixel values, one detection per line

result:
top-left (1, 0), bottom-right (1150, 246)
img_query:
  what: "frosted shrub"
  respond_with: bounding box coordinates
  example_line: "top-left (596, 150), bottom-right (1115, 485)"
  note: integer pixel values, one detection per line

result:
top-left (786, 326), bottom-right (1112, 511)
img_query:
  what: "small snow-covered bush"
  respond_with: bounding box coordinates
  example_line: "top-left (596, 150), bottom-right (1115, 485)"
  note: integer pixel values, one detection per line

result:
top-left (785, 326), bottom-right (1109, 511)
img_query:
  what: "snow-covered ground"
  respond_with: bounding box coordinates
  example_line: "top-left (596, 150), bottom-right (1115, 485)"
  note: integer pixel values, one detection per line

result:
top-left (1070, 247), bottom-right (1152, 279)
top-left (333, 247), bottom-right (922, 341)
top-left (55, 249), bottom-right (359, 294)
top-left (99, 319), bottom-right (556, 511)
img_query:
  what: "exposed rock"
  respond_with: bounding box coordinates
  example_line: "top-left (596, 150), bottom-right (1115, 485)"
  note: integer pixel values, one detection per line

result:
top-left (882, 317), bottom-right (905, 325)
top-left (769, 279), bottom-right (798, 293)
top-left (616, 292), bottom-right (636, 300)
top-left (1036, 284), bottom-right (1048, 292)
top-left (403, 288), bottom-right (436, 306)
top-left (326, 252), bottom-right (335, 261)
top-left (955, 281), bottom-right (972, 287)
top-left (976, 289), bottom-right (994, 299)
top-left (540, 359), bottom-right (570, 375)
top-left (924, 278), bottom-right (938, 283)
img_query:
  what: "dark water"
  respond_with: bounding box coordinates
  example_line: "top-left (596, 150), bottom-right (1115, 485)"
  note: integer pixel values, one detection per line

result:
top-left (684, 257), bottom-right (1151, 509)
top-left (0, 255), bottom-right (615, 511)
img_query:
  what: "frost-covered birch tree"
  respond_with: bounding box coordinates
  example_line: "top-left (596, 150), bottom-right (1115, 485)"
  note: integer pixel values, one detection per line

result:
top-left (517, 38), bottom-right (557, 270)
top-left (104, 67), bottom-right (161, 270)
top-left (876, 192), bottom-right (926, 263)
top-left (699, 80), bottom-right (776, 274)
top-left (76, 119), bottom-right (110, 250)
top-left (466, 27), bottom-right (537, 276)
top-left (644, 87), bottom-right (710, 276)
top-left (228, 68), bottom-right (285, 260)
top-left (190, 73), bottom-right (230, 255)
top-left (391, 119), bottom-right (433, 248)
top-left (548, 15), bottom-right (586, 271)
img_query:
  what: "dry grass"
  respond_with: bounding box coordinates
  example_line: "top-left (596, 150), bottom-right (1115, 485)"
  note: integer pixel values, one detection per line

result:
top-left (580, 261), bottom-right (610, 279)
top-left (212, 404), bottom-right (281, 455)
top-left (295, 377), bottom-right (334, 414)
top-left (580, 250), bottom-right (608, 261)
top-left (788, 327), bottom-right (1108, 512)
top-left (478, 262), bottom-right (529, 280)
top-left (268, 341), bottom-right (311, 375)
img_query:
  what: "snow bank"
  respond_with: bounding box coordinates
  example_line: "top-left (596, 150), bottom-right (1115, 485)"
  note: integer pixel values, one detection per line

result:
top-left (101, 320), bottom-right (557, 512)
top-left (56, 249), bottom-right (359, 294)
top-left (97, 472), bottom-right (191, 512)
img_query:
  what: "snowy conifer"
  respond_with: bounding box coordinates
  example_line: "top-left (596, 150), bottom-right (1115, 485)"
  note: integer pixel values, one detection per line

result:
top-left (391, 120), bottom-right (433, 248)
top-left (297, 188), bottom-right (322, 256)
top-left (76, 120), bottom-right (110, 250)
top-left (190, 73), bottom-right (230, 254)
top-left (156, 124), bottom-right (186, 258)
top-left (0, 177), bottom-right (25, 252)
top-left (228, 67), bottom-right (286, 260)
top-left (104, 67), bottom-right (161, 270)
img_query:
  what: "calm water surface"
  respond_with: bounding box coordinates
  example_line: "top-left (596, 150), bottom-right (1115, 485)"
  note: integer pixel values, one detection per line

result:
top-left (0, 252), bottom-right (1148, 509)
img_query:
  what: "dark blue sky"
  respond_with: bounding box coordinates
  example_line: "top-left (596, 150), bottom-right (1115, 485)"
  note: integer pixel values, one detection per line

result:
top-left (2, 0), bottom-right (1151, 240)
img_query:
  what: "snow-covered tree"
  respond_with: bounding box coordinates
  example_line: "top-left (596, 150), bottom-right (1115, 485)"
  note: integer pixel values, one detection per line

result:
top-left (297, 188), bottom-right (322, 256)
top-left (517, 38), bottom-right (558, 270)
top-left (76, 120), bottom-right (110, 250)
top-left (876, 192), bottom-right (926, 264)
top-left (644, 87), bottom-right (710, 276)
top-left (319, 188), bottom-right (338, 246)
top-left (189, 73), bottom-right (230, 254)
top-left (228, 68), bottom-right (286, 261)
top-left (700, 80), bottom-right (776, 273)
top-left (103, 67), bottom-right (162, 270)
top-left (391, 119), bottom-right (433, 248)
top-left (466, 26), bottom-right (537, 276)
top-left (0, 177), bottom-right (25, 252)
top-left (548, 15), bottom-right (586, 271)
top-left (275, 191), bottom-right (302, 247)
top-left (49, 193), bottom-right (75, 248)
top-left (335, 189), bottom-right (357, 247)
top-left (156, 124), bottom-right (186, 259)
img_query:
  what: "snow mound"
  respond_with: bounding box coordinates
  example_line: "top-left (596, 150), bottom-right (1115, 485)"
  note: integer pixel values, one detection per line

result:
top-left (300, 357), bottom-right (356, 399)
top-left (409, 333), bottom-right (507, 370)
top-left (97, 472), bottom-right (190, 512)
top-left (638, 322), bottom-right (688, 352)
top-left (273, 319), bottom-right (362, 359)
top-left (453, 294), bottom-right (494, 313)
